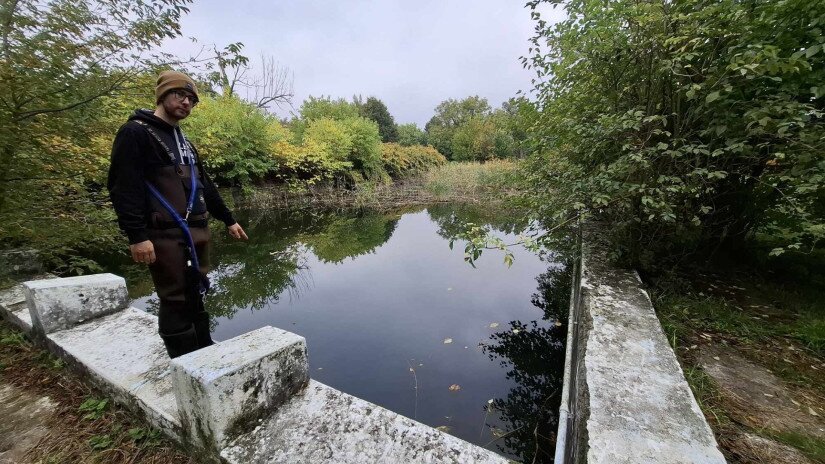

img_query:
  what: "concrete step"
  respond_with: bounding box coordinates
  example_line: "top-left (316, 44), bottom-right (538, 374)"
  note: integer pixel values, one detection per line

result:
top-left (221, 380), bottom-right (509, 464)
top-left (0, 283), bottom-right (34, 332)
top-left (46, 307), bottom-right (181, 436)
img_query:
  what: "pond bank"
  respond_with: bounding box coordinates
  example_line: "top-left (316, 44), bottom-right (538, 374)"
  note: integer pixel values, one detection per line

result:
top-left (650, 266), bottom-right (825, 463)
top-left (239, 160), bottom-right (521, 212)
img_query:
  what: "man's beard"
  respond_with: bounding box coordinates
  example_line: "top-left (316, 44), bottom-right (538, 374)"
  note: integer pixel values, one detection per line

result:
top-left (163, 100), bottom-right (190, 121)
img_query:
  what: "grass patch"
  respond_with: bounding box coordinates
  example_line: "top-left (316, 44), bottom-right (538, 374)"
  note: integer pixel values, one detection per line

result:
top-left (767, 430), bottom-right (825, 463)
top-left (422, 160), bottom-right (519, 200)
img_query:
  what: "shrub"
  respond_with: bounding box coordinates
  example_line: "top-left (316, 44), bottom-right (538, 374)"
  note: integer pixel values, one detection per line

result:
top-left (380, 143), bottom-right (446, 178)
top-left (183, 95), bottom-right (276, 187)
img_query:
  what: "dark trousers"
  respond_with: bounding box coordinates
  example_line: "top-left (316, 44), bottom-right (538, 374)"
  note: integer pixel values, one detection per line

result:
top-left (147, 226), bottom-right (211, 334)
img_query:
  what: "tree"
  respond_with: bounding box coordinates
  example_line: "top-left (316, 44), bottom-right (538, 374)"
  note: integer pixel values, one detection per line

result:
top-left (206, 44), bottom-right (294, 111)
top-left (357, 97), bottom-right (398, 143)
top-left (425, 96), bottom-right (492, 159)
top-left (523, 0), bottom-right (825, 265)
top-left (397, 123), bottom-right (428, 146)
top-left (299, 96), bottom-right (359, 122)
top-left (0, 0), bottom-right (192, 212)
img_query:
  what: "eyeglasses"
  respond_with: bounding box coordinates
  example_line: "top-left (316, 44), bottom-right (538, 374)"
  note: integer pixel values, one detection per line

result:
top-left (170, 89), bottom-right (199, 107)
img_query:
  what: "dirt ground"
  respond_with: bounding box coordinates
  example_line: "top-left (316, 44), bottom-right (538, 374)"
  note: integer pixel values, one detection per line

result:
top-left (0, 320), bottom-right (196, 464)
top-left (656, 274), bottom-right (825, 463)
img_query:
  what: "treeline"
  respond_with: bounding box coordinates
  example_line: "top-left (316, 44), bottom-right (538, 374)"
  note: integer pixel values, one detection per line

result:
top-left (183, 93), bottom-right (446, 188)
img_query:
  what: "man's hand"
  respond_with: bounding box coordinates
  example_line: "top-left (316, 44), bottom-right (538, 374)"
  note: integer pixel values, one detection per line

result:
top-left (130, 240), bottom-right (156, 264)
top-left (227, 223), bottom-right (249, 240)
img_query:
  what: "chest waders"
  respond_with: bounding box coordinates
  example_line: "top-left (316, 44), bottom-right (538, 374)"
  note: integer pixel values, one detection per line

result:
top-left (135, 120), bottom-right (215, 358)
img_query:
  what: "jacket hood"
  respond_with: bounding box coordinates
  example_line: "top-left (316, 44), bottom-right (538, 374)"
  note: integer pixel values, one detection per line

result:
top-left (129, 109), bottom-right (176, 131)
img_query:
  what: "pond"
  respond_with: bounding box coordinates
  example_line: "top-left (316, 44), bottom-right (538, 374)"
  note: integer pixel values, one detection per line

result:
top-left (114, 203), bottom-right (570, 462)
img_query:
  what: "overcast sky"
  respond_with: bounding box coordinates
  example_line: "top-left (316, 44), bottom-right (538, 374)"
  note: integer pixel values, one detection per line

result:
top-left (161, 1), bottom-right (565, 126)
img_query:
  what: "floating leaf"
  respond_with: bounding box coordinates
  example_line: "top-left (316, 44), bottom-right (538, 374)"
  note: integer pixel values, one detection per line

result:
top-left (554, 321), bottom-right (563, 327)
top-left (435, 425), bottom-right (452, 433)
top-left (443, 338), bottom-right (453, 344)
top-left (448, 384), bottom-right (461, 392)
top-left (512, 329), bottom-right (520, 334)
top-left (489, 322), bottom-right (499, 328)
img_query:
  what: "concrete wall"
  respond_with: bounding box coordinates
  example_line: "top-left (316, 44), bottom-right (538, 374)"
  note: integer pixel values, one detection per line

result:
top-left (0, 275), bottom-right (508, 464)
top-left (554, 239), bottom-right (726, 464)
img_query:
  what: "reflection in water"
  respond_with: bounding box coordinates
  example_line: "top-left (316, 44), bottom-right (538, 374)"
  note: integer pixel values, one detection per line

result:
top-left (484, 261), bottom-right (573, 463)
top-left (111, 204), bottom-right (571, 462)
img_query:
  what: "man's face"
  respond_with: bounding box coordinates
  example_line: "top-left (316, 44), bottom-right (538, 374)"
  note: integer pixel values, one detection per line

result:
top-left (161, 89), bottom-right (197, 121)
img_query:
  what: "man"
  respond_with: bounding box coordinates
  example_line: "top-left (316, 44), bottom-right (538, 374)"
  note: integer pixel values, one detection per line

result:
top-left (107, 70), bottom-right (248, 358)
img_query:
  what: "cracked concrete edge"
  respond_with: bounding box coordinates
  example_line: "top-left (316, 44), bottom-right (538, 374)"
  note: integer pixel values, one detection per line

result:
top-left (577, 241), bottom-right (726, 464)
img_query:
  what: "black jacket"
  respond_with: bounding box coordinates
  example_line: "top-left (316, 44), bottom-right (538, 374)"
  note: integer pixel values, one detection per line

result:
top-left (107, 109), bottom-right (235, 244)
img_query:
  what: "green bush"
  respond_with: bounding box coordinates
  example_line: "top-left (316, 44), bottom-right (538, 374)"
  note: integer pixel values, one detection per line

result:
top-left (183, 95), bottom-right (277, 187)
top-left (524, 0), bottom-right (825, 265)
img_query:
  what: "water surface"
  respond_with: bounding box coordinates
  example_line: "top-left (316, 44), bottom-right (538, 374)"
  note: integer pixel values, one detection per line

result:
top-left (117, 204), bottom-right (569, 462)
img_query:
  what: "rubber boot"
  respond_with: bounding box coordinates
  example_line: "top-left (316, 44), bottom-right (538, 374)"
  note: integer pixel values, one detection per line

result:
top-left (160, 324), bottom-right (200, 358)
top-left (193, 311), bottom-right (215, 349)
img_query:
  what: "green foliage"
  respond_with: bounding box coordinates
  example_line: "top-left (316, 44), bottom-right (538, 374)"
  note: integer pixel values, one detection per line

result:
top-left (87, 434), bottom-right (113, 450)
top-left (0, 0), bottom-right (188, 273)
top-left (79, 398), bottom-right (109, 420)
top-left (303, 118), bottom-right (354, 162)
top-left (299, 95), bottom-right (360, 121)
top-left (425, 96), bottom-right (492, 159)
top-left (357, 97), bottom-right (399, 142)
top-left (523, 0), bottom-right (825, 264)
top-left (184, 95), bottom-right (277, 187)
top-left (0, 0), bottom-right (190, 211)
top-left (397, 123), bottom-right (428, 146)
top-left (340, 117), bottom-right (384, 178)
top-left (380, 143), bottom-right (446, 178)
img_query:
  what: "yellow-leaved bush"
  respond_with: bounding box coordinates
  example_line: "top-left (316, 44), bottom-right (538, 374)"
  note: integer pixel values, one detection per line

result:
top-left (380, 143), bottom-right (447, 178)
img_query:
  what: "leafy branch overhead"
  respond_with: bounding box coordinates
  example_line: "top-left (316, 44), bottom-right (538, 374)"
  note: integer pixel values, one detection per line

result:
top-left (521, 0), bottom-right (825, 264)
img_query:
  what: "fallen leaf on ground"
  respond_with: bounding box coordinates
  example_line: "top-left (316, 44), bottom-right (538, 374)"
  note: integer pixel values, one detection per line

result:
top-left (809, 407), bottom-right (820, 417)
top-left (449, 384), bottom-right (461, 392)
top-left (443, 338), bottom-right (453, 344)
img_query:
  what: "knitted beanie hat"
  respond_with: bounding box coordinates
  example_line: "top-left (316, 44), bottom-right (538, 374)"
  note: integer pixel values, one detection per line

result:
top-left (155, 70), bottom-right (198, 103)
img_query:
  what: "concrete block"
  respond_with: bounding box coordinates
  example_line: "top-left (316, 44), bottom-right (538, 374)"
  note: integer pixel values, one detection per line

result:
top-left (222, 380), bottom-right (510, 464)
top-left (0, 284), bottom-right (33, 333)
top-left (171, 326), bottom-right (309, 450)
top-left (47, 307), bottom-right (180, 437)
top-left (24, 274), bottom-right (128, 334)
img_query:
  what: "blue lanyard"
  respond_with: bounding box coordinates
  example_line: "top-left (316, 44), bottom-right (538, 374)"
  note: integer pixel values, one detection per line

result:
top-left (143, 130), bottom-right (209, 294)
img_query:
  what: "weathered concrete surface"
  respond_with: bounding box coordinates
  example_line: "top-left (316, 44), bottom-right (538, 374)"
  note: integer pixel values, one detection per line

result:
top-left (171, 326), bottom-right (309, 450)
top-left (0, 283), bottom-right (33, 332)
top-left (46, 307), bottom-right (180, 437)
top-left (221, 380), bottom-right (510, 464)
top-left (0, 384), bottom-right (57, 464)
top-left (577, 245), bottom-right (726, 464)
top-left (24, 274), bottom-right (128, 334)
